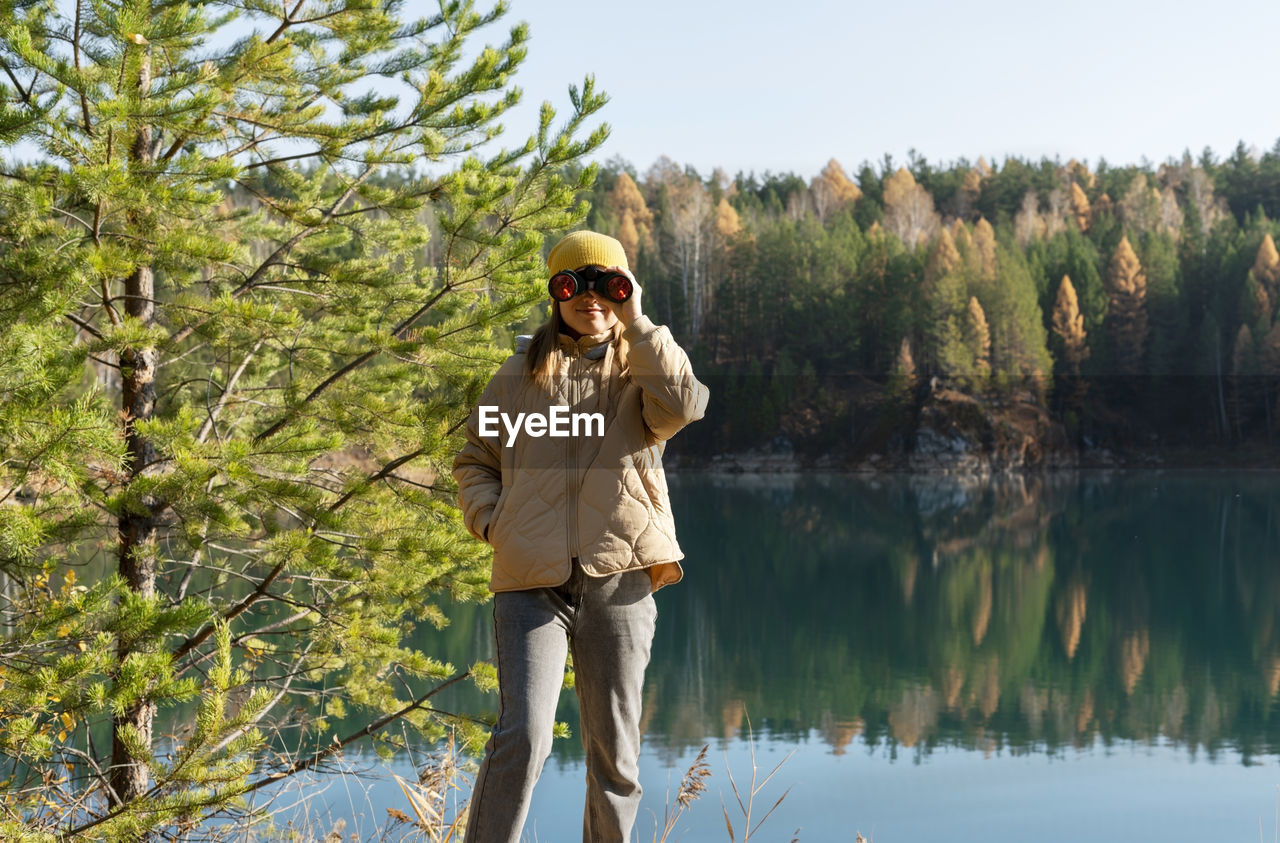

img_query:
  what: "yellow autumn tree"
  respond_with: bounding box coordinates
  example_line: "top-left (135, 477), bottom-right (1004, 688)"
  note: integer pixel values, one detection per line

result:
top-left (608, 171), bottom-right (654, 265)
top-left (966, 296), bottom-right (992, 379)
top-left (1243, 274), bottom-right (1272, 333)
top-left (890, 336), bottom-right (918, 403)
top-left (1066, 158), bottom-right (1095, 189)
top-left (1069, 182), bottom-right (1092, 232)
top-left (972, 218), bottom-right (997, 280)
top-left (1051, 275), bottom-right (1090, 375)
top-left (1107, 236), bottom-right (1149, 376)
top-left (883, 167), bottom-right (940, 248)
top-left (1254, 233), bottom-right (1280, 294)
top-left (1094, 192), bottom-right (1114, 221)
top-left (957, 167), bottom-right (983, 218)
top-left (810, 158), bottom-right (862, 223)
top-left (715, 197), bottom-right (741, 239)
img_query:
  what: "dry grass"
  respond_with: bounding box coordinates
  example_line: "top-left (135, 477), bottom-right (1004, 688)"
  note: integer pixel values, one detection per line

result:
top-left (652, 743), bottom-right (713, 842)
top-left (390, 731), bottom-right (471, 842)
top-left (652, 715), bottom-right (810, 843)
top-left (721, 716), bottom-right (798, 842)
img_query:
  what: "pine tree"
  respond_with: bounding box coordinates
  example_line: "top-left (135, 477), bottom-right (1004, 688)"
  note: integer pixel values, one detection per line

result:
top-left (0, 0), bottom-right (606, 835)
top-left (925, 230), bottom-right (968, 380)
top-left (979, 246), bottom-right (1053, 395)
top-left (1107, 236), bottom-right (1150, 377)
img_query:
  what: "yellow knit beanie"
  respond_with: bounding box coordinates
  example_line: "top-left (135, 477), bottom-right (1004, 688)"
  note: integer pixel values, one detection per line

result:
top-left (547, 230), bottom-right (629, 276)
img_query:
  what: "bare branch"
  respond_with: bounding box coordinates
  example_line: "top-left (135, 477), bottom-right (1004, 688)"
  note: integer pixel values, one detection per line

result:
top-left (198, 339), bottom-right (264, 444)
top-left (236, 669), bottom-right (471, 797)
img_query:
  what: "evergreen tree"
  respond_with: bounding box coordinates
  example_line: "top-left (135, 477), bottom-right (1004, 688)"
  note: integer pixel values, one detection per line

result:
top-left (0, 0), bottom-right (605, 835)
top-left (924, 229), bottom-right (969, 380)
top-left (982, 246), bottom-right (1053, 396)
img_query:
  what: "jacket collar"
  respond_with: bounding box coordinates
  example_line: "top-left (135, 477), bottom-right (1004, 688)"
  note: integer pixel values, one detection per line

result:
top-left (556, 329), bottom-right (613, 360)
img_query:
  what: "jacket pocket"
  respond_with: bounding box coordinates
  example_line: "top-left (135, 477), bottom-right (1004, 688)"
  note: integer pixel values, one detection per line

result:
top-left (631, 445), bottom-right (667, 515)
top-left (487, 485), bottom-right (511, 546)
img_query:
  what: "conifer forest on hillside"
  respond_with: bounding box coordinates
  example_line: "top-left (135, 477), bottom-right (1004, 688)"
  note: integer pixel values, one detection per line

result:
top-left (575, 148), bottom-right (1280, 468)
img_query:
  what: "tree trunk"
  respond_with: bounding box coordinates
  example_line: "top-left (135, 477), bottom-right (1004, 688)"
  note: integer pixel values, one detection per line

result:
top-left (110, 43), bottom-right (158, 810)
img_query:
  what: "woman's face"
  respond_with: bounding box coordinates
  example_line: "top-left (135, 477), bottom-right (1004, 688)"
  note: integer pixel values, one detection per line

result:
top-left (558, 289), bottom-right (618, 337)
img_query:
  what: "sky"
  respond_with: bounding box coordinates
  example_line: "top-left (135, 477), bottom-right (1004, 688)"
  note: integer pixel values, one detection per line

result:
top-left (493, 0), bottom-right (1280, 179)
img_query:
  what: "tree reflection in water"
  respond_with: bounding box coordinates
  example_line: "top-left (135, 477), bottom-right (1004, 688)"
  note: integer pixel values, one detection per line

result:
top-left (628, 471), bottom-right (1280, 767)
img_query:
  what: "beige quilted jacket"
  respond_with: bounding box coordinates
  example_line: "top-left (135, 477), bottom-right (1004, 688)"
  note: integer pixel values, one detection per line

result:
top-left (452, 315), bottom-right (709, 593)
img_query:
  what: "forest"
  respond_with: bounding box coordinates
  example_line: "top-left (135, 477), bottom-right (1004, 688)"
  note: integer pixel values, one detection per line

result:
top-left (568, 146), bottom-right (1280, 466)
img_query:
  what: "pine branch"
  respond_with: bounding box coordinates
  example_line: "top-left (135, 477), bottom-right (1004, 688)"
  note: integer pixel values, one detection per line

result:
top-left (266, 0), bottom-right (309, 44)
top-left (64, 312), bottom-right (103, 340)
top-left (0, 60), bottom-right (31, 105)
top-left (250, 280), bottom-right (454, 444)
top-left (167, 165), bottom-right (377, 346)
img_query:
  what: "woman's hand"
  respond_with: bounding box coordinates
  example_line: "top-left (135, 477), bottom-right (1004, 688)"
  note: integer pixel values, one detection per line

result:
top-left (604, 266), bottom-right (642, 327)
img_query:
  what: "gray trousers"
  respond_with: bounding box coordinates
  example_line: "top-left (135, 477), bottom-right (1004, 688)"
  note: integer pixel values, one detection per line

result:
top-left (464, 564), bottom-right (657, 843)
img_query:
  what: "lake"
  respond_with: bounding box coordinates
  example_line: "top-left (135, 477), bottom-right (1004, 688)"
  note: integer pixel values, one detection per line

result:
top-left (280, 471), bottom-right (1280, 841)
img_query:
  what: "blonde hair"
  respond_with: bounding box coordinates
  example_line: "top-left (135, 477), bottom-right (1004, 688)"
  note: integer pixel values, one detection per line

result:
top-left (526, 302), bottom-right (629, 395)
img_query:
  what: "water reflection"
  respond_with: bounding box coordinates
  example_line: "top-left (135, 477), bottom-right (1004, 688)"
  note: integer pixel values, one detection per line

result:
top-left (630, 472), bottom-right (1280, 766)
top-left (420, 472), bottom-right (1280, 769)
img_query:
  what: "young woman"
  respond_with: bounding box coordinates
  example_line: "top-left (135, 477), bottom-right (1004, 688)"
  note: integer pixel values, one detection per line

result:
top-left (453, 230), bottom-right (708, 842)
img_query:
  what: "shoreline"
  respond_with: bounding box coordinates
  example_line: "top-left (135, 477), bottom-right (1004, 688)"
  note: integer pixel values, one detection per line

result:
top-left (667, 446), bottom-right (1280, 475)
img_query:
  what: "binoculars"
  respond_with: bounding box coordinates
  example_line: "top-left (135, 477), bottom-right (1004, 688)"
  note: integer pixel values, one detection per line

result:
top-left (548, 266), bottom-right (633, 303)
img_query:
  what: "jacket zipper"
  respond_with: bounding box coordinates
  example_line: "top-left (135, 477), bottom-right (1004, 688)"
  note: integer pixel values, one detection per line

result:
top-left (566, 348), bottom-right (581, 568)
